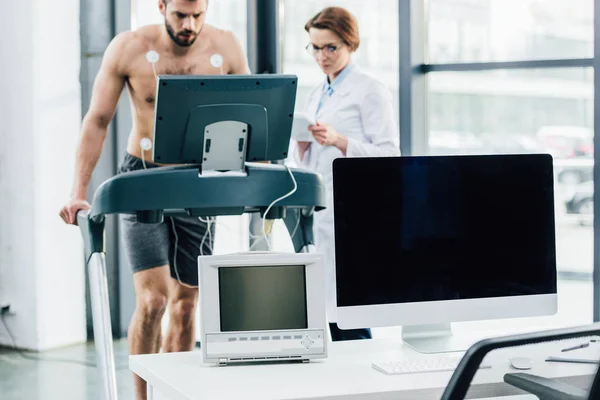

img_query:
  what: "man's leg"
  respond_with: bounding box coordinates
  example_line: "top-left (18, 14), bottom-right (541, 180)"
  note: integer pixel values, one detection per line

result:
top-left (163, 279), bottom-right (198, 352)
top-left (329, 323), bottom-right (372, 341)
top-left (162, 216), bottom-right (214, 351)
top-left (128, 265), bottom-right (170, 400)
top-left (117, 156), bottom-right (172, 399)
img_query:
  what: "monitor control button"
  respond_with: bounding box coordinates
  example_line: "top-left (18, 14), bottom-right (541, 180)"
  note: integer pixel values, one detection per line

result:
top-left (302, 336), bottom-right (314, 349)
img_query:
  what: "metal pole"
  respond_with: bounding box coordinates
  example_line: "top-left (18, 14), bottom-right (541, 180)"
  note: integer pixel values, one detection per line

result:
top-left (399, 0), bottom-right (428, 156)
top-left (80, 0), bottom-right (122, 338)
top-left (247, 0), bottom-right (282, 249)
top-left (593, 0), bottom-right (600, 321)
top-left (246, 0), bottom-right (280, 74)
top-left (89, 252), bottom-right (118, 400)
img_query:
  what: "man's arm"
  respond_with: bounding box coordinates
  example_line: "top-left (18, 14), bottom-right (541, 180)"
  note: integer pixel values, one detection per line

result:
top-left (60, 33), bottom-right (129, 224)
top-left (224, 31), bottom-right (251, 74)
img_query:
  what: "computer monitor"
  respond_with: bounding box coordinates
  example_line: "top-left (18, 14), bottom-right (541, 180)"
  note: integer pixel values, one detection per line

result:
top-left (152, 74), bottom-right (298, 168)
top-left (332, 154), bottom-right (558, 354)
top-left (198, 252), bottom-right (328, 365)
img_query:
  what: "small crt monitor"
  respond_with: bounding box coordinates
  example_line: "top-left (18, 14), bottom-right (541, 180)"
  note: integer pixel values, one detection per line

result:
top-left (198, 252), bottom-right (328, 365)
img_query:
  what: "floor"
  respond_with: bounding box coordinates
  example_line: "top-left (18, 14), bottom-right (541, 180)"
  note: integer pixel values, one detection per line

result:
top-left (0, 339), bottom-right (135, 400)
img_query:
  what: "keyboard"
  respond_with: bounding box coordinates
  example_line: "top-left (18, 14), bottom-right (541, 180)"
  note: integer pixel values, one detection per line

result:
top-left (372, 356), bottom-right (491, 375)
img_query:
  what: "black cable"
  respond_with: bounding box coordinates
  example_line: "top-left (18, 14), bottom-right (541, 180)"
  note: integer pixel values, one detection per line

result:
top-left (0, 312), bottom-right (129, 370)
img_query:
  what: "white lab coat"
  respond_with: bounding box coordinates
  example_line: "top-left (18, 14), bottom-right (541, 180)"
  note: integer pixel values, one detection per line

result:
top-left (289, 65), bottom-right (400, 320)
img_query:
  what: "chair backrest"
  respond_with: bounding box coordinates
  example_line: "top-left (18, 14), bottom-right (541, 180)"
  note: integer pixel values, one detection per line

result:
top-left (440, 323), bottom-right (600, 400)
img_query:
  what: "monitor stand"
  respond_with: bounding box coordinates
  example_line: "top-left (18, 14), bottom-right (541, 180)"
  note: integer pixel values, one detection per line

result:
top-left (401, 323), bottom-right (480, 354)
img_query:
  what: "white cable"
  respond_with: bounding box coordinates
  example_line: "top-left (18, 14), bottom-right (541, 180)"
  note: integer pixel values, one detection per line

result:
top-left (197, 216), bottom-right (239, 253)
top-left (248, 209), bottom-right (301, 242)
top-left (208, 220), bottom-right (213, 252)
top-left (141, 150), bottom-right (147, 169)
top-left (140, 138), bottom-right (152, 170)
top-left (168, 218), bottom-right (198, 289)
top-left (199, 218), bottom-right (215, 256)
top-left (145, 50), bottom-right (159, 166)
top-left (290, 212), bottom-right (301, 241)
top-left (260, 166), bottom-right (298, 251)
top-left (248, 213), bottom-right (300, 251)
top-left (146, 50), bottom-right (159, 80)
top-left (249, 235), bottom-right (268, 251)
top-left (199, 217), bottom-right (209, 256)
top-left (248, 231), bottom-right (262, 239)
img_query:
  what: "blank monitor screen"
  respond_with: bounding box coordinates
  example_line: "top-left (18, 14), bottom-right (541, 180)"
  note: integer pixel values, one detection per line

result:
top-left (219, 266), bottom-right (308, 332)
top-left (153, 75), bottom-right (298, 164)
top-left (333, 154), bottom-right (557, 308)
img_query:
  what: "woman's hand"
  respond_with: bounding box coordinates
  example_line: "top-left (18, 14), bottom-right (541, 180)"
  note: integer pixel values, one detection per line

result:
top-left (309, 121), bottom-right (348, 154)
top-left (309, 122), bottom-right (339, 146)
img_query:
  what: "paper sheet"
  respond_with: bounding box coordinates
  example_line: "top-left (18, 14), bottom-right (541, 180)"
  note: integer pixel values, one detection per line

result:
top-left (291, 112), bottom-right (316, 142)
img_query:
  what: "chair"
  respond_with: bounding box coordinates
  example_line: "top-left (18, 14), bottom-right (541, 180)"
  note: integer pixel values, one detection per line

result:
top-left (440, 323), bottom-right (600, 400)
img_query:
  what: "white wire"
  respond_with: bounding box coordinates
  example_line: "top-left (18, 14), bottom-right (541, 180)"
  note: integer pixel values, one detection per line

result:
top-left (143, 50), bottom-right (157, 171)
top-left (201, 216), bottom-right (236, 246)
top-left (199, 218), bottom-right (215, 256)
top-left (290, 212), bottom-right (301, 240)
top-left (151, 63), bottom-right (158, 80)
top-left (141, 148), bottom-right (147, 169)
top-left (249, 235), bottom-right (267, 251)
top-left (168, 218), bottom-right (198, 289)
top-left (208, 221), bottom-right (213, 250)
top-left (168, 216), bottom-right (219, 288)
top-left (248, 230), bottom-right (262, 239)
top-left (169, 166), bottom-right (297, 281)
top-left (248, 209), bottom-right (301, 247)
top-left (260, 166), bottom-right (298, 251)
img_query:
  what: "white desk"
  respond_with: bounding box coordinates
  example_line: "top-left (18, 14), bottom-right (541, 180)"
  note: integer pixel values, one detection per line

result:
top-left (130, 338), bottom-right (597, 400)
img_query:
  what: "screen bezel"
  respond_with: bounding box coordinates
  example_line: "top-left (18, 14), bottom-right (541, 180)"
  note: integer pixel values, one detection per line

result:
top-left (217, 264), bottom-right (309, 332)
top-left (199, 253), bottom-right (327, 335)
top-left (153, 74), bottom-right (298, 164)
top-left (332, 154), bottom-right (558, 329)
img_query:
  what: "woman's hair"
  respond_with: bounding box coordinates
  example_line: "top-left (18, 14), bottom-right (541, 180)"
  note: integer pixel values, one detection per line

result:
top-left (304, 7), bottom-right (360, 51)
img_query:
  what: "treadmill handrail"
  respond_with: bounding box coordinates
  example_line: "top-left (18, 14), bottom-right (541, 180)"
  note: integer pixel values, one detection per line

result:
top-left (89, 163), bottom-right (326, 219)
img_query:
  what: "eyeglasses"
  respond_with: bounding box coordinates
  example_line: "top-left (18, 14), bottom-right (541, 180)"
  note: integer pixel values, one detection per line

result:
top-left (305, 43), bottom-right (343, 56)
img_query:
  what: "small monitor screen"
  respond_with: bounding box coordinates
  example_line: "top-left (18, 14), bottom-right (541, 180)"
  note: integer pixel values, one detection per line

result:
top-left (218, 265), bottom-right (308, 332)
top-left (333, 154), bottom-right (557, 308)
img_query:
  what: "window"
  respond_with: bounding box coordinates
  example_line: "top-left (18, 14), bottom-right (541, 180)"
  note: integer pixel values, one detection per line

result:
top-left (428, 0), bottom-right (593, 63)
top-left (425, 69), bottom-right (594, 331)
top-left (281, 0), bottom-right (399, 120)
top-left (428, 69), bottom-right (592, 140)
top-left (424, 0), bottom-right (595, 332)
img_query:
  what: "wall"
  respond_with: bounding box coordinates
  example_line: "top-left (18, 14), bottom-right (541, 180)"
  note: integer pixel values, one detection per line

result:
top-left (0, 0), bottom-right (86, 350)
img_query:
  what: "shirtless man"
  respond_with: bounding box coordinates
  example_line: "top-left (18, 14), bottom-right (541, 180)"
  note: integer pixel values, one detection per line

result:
top-left (59, 0), bottom-right (250, 398)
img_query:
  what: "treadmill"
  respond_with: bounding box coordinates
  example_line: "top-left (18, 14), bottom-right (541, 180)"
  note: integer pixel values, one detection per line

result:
top-left (77, 74), bottom-right (326, 399)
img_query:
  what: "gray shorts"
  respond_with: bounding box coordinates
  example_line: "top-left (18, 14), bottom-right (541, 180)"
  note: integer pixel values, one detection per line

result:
top-left (118, 153), bottom-right (214, 286)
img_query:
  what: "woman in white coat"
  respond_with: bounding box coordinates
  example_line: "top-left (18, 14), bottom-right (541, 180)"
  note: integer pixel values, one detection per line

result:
top-left (293, 7), bottom-right (400, 341)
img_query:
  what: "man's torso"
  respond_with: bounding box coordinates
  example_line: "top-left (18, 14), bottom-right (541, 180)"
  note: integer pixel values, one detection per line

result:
top-left (121, 25), bottom-right (240, 162)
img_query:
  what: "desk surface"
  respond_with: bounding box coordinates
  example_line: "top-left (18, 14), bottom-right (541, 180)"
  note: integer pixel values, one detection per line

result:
top-left (130, 337), bottom-right (597, 400)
